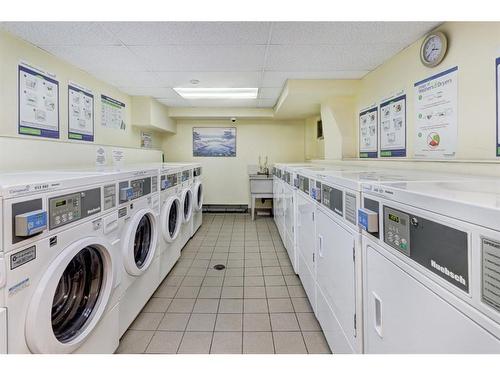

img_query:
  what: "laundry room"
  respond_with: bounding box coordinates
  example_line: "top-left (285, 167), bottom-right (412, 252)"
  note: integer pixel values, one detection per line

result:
top-left (2, 1), bottom-right (500, 374)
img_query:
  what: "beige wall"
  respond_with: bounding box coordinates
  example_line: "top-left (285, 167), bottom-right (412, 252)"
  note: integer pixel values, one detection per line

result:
top-left (163, 119), bottom-right (306, 205)
top-left (305, 116), bottom-right (324, 160)
top-left (0, 30), bottom-right (163, 170)
top-left (356, 22), bottom-right (500, 161)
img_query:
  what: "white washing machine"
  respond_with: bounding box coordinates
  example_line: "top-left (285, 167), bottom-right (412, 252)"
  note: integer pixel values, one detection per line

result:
top-left (178, 165), bottom-right (194, 249)
top-left (192, 164), bottom-right (203, 237)
top-left (272, 165), bottom-right (285, 239)
top-left (158, 165), bottom-right (183, 282)
top-left (0, 171), bottom-right (121, 353)
top-left (116, 168), bottom-right (160, 337)
top-left (359, 180), bottom-right (500, 353)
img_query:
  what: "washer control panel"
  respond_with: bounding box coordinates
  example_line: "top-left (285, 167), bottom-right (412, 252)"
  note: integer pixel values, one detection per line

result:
top-left (182, 170), bottom-right (192, 182)
top-left (283, 171), bottom-right (291, 185)
top-left (161, 173), bottom-right (178, 190)
top-left (119, 177), bottom-right (152, 203)
top-left (298, 175), bottom-right (309, 194)
top-left (49, 188), bottom-right (101, 229)
top-left (383, 206), bottom-right (410, 256)
top-left (322, 184), bottom-right (343, 217)
top-left (194, 167), bottom-right (202, 177)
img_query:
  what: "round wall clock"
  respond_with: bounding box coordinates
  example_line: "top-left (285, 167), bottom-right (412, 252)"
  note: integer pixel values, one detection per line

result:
top-left (420, 31), bottom-right (448, 68)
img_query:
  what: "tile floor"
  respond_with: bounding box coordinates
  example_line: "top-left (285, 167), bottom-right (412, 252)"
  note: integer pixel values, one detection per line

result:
top-left (117, 213), bottom-right (331, 354)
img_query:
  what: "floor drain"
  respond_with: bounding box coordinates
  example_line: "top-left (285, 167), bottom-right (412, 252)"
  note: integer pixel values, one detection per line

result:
top-left (213, 264), bottom-right (226, 270)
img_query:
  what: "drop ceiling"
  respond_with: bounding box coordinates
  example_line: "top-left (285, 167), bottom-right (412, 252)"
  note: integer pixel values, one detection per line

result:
top-left (1, 22), bottom-right (440, 108)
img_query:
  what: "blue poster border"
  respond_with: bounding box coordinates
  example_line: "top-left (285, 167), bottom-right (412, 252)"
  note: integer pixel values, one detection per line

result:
top-left (379, 94), bottom-right (407, 157)
top-left (359, 106), bottom-right (378, 158)
top-left (18, 64), bottom-right (60, 139)
top-left (68, 84), bottom-right (95, 142)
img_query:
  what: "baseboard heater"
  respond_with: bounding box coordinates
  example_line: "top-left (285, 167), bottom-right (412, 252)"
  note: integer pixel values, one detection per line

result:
top-left (202, 204), bottom-right (248, 213)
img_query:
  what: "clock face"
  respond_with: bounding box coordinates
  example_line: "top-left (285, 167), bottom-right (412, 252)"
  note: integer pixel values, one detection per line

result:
top-left (420, 32), bottom-right (447, 67)
top-left (424, 35), bottom-right (443, 63)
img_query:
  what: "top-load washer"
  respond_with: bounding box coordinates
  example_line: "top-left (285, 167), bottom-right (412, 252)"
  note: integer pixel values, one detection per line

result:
top-left (115, 167), bottom-right (161, 337)
top-left (158, 164), bottom-right (183, 282)
top-left (272, 164), bottom-right (286, 240)
top-left (359, 179), bottom-right (500, 353)
top-left (298, 167), bottom-right (482, 354)
top-left (0, 170), bottom-right (122, 353)
top-left (191, 163), bottom-right (203, 237)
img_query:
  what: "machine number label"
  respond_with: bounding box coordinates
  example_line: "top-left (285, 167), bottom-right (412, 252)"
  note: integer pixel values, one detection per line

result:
top-left (10, 246), bottom-right (36, 270)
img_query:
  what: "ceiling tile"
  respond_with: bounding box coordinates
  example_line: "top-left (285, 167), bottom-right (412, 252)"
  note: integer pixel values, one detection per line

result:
top-left (259, 87), bottom-right (282, 99)
top-left (154, 71), bottom-right (262, 88)
top-left (157, 98), bottom-right (191, 107)
top-left (101, 21), bottom-right (272, 45)
top-left (90, 70), bottom-right (161, 87)
top-left (265, 44), bottom-right (403, 71)
top-left (258, 98), bottom-right (278, 108)
top-left (270, 22), bottom-right (440, 45)
top-left (1, 22), bottom-right (120, 46)
top-left (119, 87), bottom-right (181, 98)
top-left (129, 45), bottom-right (266, 71)
top-left (39, 45), bottom-right (148, 72)
top-left (261, 71), bottom-right (369, 87)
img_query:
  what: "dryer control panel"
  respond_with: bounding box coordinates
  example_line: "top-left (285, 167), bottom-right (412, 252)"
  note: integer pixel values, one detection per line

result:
top-left (49, 188), bottom-right (101, 229)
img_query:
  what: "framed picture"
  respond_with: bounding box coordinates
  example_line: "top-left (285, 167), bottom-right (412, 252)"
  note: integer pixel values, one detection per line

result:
top-left (193, 127), bottom-right (237, 157)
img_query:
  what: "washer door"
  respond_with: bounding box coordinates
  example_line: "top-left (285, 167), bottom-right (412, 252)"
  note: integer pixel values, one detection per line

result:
top-left (122, 208), bottom-right (158, 276)
top-left (161, 195), bottom-right (182, 243)
top-left (181, 188), bottom-right (193, 223)
top-left (25, 237), bottom-right (115, 353)
top-left (194, 181), bottom-right (203, 211)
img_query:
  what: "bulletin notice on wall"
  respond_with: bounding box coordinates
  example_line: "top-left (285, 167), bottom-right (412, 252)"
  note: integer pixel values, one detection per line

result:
top-left (359, 106), bottom-right (378, 158)
top-left (68, 82), bottom-right (94, 141)
top-left (496, 58), bottom-right (500, 156)
top-left (18, 62), bottom-right (60, 139)
top-left (101, 94), bottom-right (126, 130)
top-left (414, 66), bottom-right (458, 159)
top-left (379, 93), bottom-right (406, 157)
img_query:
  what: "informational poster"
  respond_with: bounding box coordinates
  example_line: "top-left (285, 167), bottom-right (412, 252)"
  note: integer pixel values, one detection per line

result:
top-left (359, 106), bottom-right (378, 158)
top-left (414, 66), bottom-right (458, 159)
top-left (68, 82), bottom-right (94, 141)
top-left (101, 95), bottom-right (126, 130)
top-left (379, 93), bottom-right (406, 157)
top-left (141, 131), bottom-right (153, 149)
top-left (18, 62), bottom-right (59, 138)
top-left (496, 58), bottom-right (500, 157)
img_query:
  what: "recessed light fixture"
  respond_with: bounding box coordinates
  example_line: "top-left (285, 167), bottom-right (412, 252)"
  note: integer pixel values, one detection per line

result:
top-left (173, 87), bottom-right (258, 100)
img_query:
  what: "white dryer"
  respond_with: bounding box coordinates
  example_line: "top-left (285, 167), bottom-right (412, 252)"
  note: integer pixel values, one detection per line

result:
top-left (158, 165), bottom-right (183, 282)
top-left (359, 180), bottom-right (500, 353)
top-left (116, 168), bottom-right (160, 337)
top-left (191, 164), bottom-right (203, 237)
top-left (0, 171), bottom-right (121, 353)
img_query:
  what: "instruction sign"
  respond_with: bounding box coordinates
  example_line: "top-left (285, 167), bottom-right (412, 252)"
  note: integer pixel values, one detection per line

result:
top-left (414, 66), bottom-right (458, 159)
top-left (496, 58), bottom-right (500, 156)
top-left (359, 106), bottom-right (378, 158)
top-left (68, 82), bottom-right (94, 141)
top-left (101, 95), bottom-right (126, 130)
top-left (18, 62), bottom-right (59, 138)
top-left (379, 94), bottom-right (406, 157)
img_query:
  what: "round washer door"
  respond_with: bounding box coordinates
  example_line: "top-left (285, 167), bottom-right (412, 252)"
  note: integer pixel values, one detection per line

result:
top-left (161, 195), bottom-right (182, 243)
top-left (122, 208), bottom-right (158, 276)
top-left (181, 188), bottom-right (193, 223)
top-left (25, 237), bottom-right (115, 354)
top-left (194, 181), bottom-right (203, 211)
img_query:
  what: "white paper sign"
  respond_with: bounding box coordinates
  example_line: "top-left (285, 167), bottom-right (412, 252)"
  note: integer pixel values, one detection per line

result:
top-left (68, 82), bottom-right (94, 141)
top-left (379, 93), bottom-right (406, 157)
top-left (112, 149), bottom-right (125, 167)
top-left (101, 95), bottom-right (126, 130)
top-left (414, 66), bottom-right (458, 159)
top-left (141, 131), bottom-right (152, 149)
top-left (359, 106), bottom-right (378, 158)
top-left (95, 147), bottom-right (107, 168)
top-left (18, 62), bottom-right (59, 138)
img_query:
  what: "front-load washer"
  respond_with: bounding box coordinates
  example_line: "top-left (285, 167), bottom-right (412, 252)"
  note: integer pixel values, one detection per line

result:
top-left (359, 179), bottom-right (500, 353)
top-left (177, 165), bottom-right (194, 250)
top-left (192, 164), bottom-right (203, 237)
top-left (158, 165), bottom-right (183, 282)
top-left (116, 168), bottom-right (160, 336)
top-left (0, 170), bottom-right (121, 353)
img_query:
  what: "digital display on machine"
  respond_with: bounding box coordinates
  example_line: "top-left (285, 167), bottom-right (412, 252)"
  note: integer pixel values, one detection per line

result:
top-left (55, 200), bottom-right (67, 207)
top-left (388, 213), bottom-right (400, 223)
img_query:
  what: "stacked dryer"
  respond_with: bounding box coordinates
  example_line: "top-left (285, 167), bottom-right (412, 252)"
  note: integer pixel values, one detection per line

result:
top-left (0, 170), bottom-right (122, 353)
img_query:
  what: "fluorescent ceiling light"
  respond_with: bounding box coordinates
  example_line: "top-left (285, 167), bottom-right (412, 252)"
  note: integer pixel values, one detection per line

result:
top-left (174, 87), bottom-right (258, 99)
